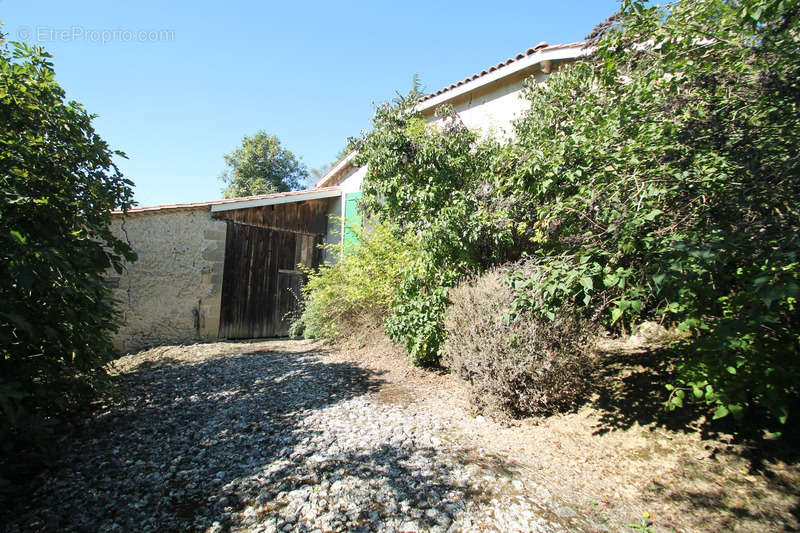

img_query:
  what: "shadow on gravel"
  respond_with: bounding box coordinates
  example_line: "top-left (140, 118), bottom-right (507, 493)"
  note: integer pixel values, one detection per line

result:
top-left (3, 343), bottom-right (536, 532)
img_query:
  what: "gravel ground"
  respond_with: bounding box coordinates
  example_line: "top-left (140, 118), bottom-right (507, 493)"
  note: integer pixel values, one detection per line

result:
top-left (3, 340), bottom-right (595, 532)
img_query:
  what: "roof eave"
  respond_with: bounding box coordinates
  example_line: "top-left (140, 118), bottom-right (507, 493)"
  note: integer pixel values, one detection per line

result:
top-left (210, 187), bottom-right (341, 212)
top-left (314, 150), bottom-right (358, 189)
top-left (112, 186), bottom-right (342, 216)
top-left (415, 43), bottom-right (592, 114)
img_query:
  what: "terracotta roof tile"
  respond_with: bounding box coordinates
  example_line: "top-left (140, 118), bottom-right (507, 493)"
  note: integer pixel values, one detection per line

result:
top-left (417, 41), bottom-right (586, 103)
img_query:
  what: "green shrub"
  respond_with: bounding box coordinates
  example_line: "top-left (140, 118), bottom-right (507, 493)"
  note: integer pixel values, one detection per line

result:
top-left (348, 0), bottom-right (800, 425)
top-left (353, 101), bottom-right (526, 365)
top-left (385, 259), bottom-right (457, 366)
top-left (443, 268), bottom-right (596, 417)
top-left (294, 221), bottom-right (414, 343)
top-left (504, 0), bottom-right (800, 425)
top-left (0, 37), bottom-right (135, 486)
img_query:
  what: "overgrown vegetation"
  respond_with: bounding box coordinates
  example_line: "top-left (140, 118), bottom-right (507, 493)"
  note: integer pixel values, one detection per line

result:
top-left (293, 221), bottom-right (414, 343)
top-left (353, 95), bottom-right (523, 365)
top-left (0, 37), bottom-right (135, 488)
top-left (443, 268), bottom-right (596, 417)
top-left (505, 0), bottom-right (800, 426)
top-left (341, 0), bottom-right (800, 428)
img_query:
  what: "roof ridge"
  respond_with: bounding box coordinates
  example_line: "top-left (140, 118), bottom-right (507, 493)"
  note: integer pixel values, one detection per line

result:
top-left (417, 40), bottom-right (587, 103)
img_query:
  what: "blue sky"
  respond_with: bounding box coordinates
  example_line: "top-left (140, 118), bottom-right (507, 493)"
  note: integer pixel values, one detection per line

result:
top-left (3, 0), bottom-right (620, 207)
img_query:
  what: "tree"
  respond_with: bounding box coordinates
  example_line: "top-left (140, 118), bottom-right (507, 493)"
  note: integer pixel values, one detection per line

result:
top-left (219, 131), bottom-right (308, 198)
top-left (354, 99), bottom-right (508, 366)
top-left (0, 37), bottom-right (136, 482)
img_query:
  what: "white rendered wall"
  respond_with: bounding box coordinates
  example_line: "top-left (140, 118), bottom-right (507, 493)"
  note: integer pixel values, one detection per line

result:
top-left (424, 71), bottom-right (549, 141)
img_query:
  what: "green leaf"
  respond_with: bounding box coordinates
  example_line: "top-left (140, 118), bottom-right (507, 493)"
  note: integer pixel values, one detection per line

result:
top-left (9, 230), bottom-right (26, 244)
top-left (753, 276), bottom-right (771, 288)
top-left (644, 209), bottom-right (663, 221)
top-left (712, 405), bottom-right (729, 420)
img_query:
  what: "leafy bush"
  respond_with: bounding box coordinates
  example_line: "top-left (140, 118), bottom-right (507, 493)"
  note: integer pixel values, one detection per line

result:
top-left (504, 0), bottom-right (800, 424)
top-left (0, 38), bottom-right (135, 487)
top-left (443, 268), bottom-right (596, 417)
top-left (349, 0), bottom-right (800, 425)
top-left (385, 259), bottom-right (457, 366)
top-left (354, 99), bottom-right (528, 365)
top-left (294, 221), bottom-right (414, 343)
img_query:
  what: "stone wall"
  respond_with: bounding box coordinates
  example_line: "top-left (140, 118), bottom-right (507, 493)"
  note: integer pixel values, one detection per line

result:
top-left (109, 207), bottom-right (227, 351)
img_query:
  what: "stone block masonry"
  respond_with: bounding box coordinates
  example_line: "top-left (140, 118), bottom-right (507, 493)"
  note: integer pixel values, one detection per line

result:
top-left (109, 207), bottom-right (227, 351)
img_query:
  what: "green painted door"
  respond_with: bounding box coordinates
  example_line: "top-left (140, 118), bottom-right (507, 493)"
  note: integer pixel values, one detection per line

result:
top-left (343, 191), bottom-right (362, 248)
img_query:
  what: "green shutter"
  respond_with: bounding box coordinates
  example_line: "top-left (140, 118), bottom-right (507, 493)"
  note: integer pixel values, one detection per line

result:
top-left (343, 191), bottom-right (362, 248)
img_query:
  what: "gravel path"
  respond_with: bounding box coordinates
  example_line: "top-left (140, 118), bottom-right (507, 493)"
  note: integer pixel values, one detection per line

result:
top-left (4, 341), bottom-right (592, 532)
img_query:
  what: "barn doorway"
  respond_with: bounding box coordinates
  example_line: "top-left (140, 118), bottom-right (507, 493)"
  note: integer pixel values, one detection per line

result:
top-left (218, 221), bottom-right (321, 338)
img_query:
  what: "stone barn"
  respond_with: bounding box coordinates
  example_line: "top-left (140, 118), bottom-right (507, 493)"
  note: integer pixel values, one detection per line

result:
top-left (109, 188), bottom-right (342, 351)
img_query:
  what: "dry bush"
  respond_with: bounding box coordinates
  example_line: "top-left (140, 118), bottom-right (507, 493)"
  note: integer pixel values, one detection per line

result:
top-left (442, 269), bottom-right (596, 417)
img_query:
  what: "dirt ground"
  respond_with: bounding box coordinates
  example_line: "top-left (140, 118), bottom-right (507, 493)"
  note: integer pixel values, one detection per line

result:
top-left (110, 334), bottom-right (799, 532)
top-left (318, 331), bottom-right (800, 533)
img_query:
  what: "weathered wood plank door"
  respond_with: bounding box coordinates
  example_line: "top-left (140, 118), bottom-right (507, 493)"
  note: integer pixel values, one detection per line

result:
top-left (219, 221), bottom-right (318, 339)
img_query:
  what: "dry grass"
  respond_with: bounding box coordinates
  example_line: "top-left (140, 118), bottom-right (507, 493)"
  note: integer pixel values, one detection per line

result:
top-left (324, 330), bottom-right (800, 532)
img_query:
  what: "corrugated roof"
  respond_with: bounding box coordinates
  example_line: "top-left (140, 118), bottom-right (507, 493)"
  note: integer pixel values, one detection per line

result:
top-left (417, 41), bottom-right (586, 103)
top-left (112, 187), bottom-right (341, 215)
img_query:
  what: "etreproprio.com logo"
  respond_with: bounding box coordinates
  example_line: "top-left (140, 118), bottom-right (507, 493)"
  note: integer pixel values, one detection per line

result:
top-left (16, 25), bottom-right (175, 45)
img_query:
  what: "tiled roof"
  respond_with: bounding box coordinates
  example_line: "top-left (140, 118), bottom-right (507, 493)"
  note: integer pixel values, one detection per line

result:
top-left (417, 41), bottom-right (586, 103)
top-left (112, 187), bottom-right (341, 215)
top-left (315, 41), bottom-right (588, 189)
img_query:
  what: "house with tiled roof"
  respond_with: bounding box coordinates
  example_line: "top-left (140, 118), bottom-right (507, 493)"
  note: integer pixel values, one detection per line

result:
top-left (315, 41), bottom-right (589, 197)
top-left (110, 41), bottom-right (589, 350)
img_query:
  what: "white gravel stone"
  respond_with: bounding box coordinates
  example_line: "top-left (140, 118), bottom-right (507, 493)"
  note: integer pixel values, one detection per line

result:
top-left (3, 345), bottom-right (593, 532)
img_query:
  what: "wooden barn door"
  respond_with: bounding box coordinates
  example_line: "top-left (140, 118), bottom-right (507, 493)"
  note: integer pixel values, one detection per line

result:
top-left (219, 221), bottom-right (319, 339)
